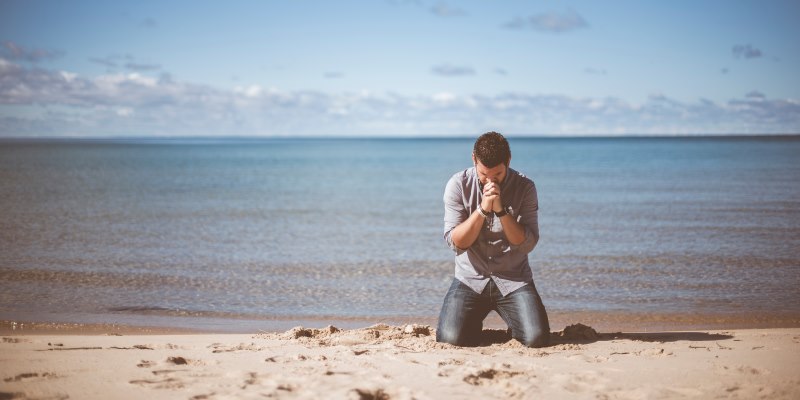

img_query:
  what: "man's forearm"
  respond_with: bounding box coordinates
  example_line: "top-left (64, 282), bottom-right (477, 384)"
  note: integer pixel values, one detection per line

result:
top-left (450, 211), bottom-right (486, 250)
top-left (498, 214), bottom-right (526, 245)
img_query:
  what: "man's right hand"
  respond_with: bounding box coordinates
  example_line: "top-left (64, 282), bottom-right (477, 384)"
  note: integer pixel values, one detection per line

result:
top-left (481, 181), bottom-right (499, 215)
top-left (481, 196), bottom-right (496, 215)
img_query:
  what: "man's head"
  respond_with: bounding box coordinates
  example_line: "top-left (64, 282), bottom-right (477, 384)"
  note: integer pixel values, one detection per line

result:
top-left (472, 131), bottom-right (511, 185)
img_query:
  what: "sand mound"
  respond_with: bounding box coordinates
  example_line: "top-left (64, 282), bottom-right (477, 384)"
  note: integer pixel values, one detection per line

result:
top-left (265, 323), bottom-right (601, 349)
top-left (282, 325), bottom-right (341, 340)
top-left (554, 323), bottom-right (600, 341)
top-left (279, 323), bottom-right (432, 342)
top-left (260, 323), bottom-right (443, 351)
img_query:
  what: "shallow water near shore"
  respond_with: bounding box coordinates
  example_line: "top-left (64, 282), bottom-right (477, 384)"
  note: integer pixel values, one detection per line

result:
top-left (1, 136), bottom-right (799, 332)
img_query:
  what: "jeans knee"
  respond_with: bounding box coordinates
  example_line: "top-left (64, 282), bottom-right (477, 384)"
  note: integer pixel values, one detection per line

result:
top-left (436, 330), bottom-right (456, 346)
top-left (436, 328), bottom-right (464, 346)
top-left (436, 326), bottom-right (474, 347)
top-left (519, 328), bottom-right (550, 348)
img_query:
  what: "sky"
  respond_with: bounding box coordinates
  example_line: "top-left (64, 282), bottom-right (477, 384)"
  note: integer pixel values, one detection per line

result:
top-left (0, 0), bottom-right (799, 137)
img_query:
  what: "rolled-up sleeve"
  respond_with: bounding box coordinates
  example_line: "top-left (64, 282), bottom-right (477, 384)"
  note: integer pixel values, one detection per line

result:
top-left (508, 181), bottom-right (540, 254)
top-left (443, 174), bottom-right (468, 254)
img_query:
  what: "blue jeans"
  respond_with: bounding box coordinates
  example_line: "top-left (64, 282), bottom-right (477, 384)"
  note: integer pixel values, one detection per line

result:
top-left (436, 278), bottom-right (550, 348)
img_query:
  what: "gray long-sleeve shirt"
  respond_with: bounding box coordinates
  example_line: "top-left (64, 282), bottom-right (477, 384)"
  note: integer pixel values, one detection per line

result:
top-left (443, 166), bottom-right (540, 296)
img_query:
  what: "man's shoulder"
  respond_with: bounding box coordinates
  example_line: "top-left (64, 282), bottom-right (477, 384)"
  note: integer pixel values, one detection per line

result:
top-left (444, 168), bottom-right (475, 197)
top-left (448, 167), bottom-right (475, 184)
top-left (508, 168), bottom-right (535, 188)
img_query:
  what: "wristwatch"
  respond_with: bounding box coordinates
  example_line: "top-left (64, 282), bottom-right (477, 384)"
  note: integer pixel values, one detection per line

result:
top-left (494, 207), bottom-right (508, 218)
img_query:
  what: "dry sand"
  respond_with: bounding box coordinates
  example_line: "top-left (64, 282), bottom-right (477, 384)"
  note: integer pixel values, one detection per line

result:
top-left (1, 323), bottom-right (798, 399)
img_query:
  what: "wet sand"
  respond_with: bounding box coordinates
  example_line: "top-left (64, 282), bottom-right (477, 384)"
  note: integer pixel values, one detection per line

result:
top-left (2, 323), bottom-right (798, 399)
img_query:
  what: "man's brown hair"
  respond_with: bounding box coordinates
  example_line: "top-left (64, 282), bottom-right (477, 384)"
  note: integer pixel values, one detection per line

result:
top-left (473, 131), bottom-right (511, 168)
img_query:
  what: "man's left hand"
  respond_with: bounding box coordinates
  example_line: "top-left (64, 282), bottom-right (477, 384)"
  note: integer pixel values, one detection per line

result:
top-left (483, 181), bottom-right (503, 213)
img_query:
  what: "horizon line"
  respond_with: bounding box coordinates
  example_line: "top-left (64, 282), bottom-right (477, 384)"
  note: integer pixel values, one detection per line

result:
top-left (1, 132), bottom-right (800, 141)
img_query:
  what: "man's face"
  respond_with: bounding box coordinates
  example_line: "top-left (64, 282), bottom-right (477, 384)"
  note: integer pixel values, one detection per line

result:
top-left (473, 156), bottom-right (508, 186)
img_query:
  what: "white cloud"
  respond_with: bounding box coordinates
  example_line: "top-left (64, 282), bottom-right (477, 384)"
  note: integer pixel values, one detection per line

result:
top-left (431, 64), bottom-right (475, 77)
top-left (235, 85), bottom-right (263, 98)
top-left (0, 58), bottom-right (798, 137)
top-left (59, 71), bottom-right (78, 82)
top-left (732, 44), bottom-right (763, 59)
top-left (504, 10), bottom-right (588, 33)
top-left (116, 107), bottom-right (134, 117)
top-left (95, 73), bottom-right (158, 89)
top-left (88, 54), bottom-right (160, 72)
top-left (124, 62), bottom-right (161, 71)
top-left (1, 41), bottom-right (64, 63)
top-left (432, 92), bottom-right (456, 104)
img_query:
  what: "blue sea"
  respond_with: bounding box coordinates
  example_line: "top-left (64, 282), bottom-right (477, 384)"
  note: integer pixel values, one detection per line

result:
top-left (1, 136), bottom-right (799, 332)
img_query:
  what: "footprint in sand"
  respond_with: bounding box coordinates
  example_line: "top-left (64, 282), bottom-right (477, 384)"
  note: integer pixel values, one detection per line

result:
top-left (151, 369), bottom-right (188, 376)
top-left (438, 358), bottom-right (465, 367)
top-left (241, 372), bottom-right (259, 389)
top-left (237, 371), bottom-right (298, 394)
top-left (0, 391), bottom-right (68, 400)
top-left (351, 388), bottom-right (390, 400)
top-left (208, 342), bottom-right (264, 353)
top-left (129, 377), bottom-right (186, 390)
top-left (437, 358), bottom-right (467, 377)
top-left (167, 356), bottom-right (188, 365)
top-left (715, 364), bottom-right (770, 376)
top-left (110, 344), bottom-right (154, 350)
top-left (634, 348), bottom-right (673, 357)
top-left (0, 392), bottom-right (26, 400)
top-left (3, 372), bottom-right (59, 382)
top-left (2, 337), bottom-right (29, 343)
top-left (738, 365), bottom-right (768, 375)
top-left (166, 356), bottom-right (204, 366)
top-left (463, 369), bottom-right (525, 386)
top-left (462, 368), bottom-right (537, 397)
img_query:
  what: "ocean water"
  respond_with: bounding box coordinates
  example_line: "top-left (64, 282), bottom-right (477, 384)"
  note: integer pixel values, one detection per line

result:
top-left (1, 137), bottom-right (799, 331)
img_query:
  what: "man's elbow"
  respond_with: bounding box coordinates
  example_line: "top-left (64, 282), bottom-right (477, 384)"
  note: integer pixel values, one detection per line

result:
top-left (508, 235), bottom-right (525, 246)
top-left (444, 231), bottom-right (466, 253)
top-left (528, 232), bottom-right (540, 251)
top-left (516, 231), bottom-right (539, 253)
top-left (450, 237), bottom-right (469, 252)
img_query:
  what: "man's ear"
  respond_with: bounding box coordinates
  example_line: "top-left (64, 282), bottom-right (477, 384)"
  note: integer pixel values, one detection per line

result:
top-left (472, 153), bottom-right (477, 165)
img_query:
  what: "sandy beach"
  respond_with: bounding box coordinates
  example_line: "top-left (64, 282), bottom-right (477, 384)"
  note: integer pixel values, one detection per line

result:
top-left (2, 323), bottom-right (798, 399)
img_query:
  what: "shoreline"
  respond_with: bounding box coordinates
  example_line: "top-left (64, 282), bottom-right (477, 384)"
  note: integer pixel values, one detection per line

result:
top-left (3, 309), bottom-right (799, 336)
top-left (2, 323), bottom-right (798, 399)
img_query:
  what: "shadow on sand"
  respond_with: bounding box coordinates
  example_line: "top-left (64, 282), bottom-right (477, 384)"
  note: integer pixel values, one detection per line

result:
top-left (477, 323), bottom-right (734, 347)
